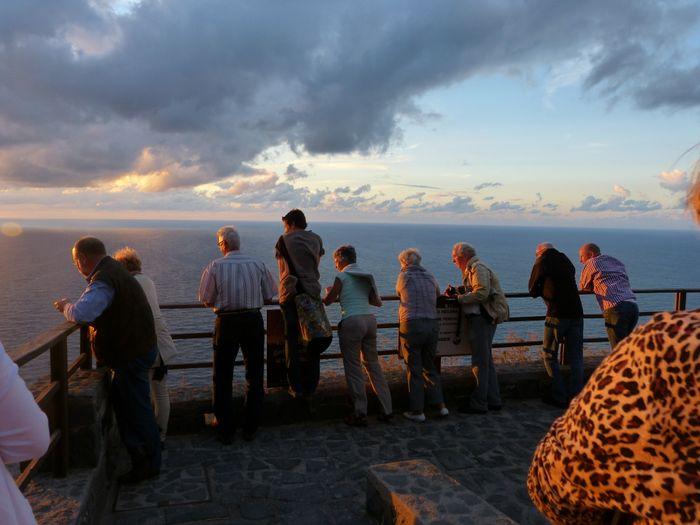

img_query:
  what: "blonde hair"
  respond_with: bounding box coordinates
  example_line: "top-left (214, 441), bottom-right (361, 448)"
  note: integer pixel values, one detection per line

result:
top-left (113, 246), bottom-right (142, 273)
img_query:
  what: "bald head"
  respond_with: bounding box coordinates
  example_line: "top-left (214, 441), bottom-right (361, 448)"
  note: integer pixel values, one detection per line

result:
top-left (578, 243), bottom-right (600, 264)
top-left (535, 242), bottom-right (553, 258)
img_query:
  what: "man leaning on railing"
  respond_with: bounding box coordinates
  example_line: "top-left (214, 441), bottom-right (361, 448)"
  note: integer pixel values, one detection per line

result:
top-left (53, 237), bottom-right (161, 485)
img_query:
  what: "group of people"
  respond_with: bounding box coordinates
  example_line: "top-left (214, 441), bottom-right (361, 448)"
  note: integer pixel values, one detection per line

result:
top-left (39, 209), bottom-right (645, 483)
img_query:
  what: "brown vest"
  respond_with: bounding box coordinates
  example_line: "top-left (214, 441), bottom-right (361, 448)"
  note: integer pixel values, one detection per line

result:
top-left (89, 256), bottom-right (156, 366)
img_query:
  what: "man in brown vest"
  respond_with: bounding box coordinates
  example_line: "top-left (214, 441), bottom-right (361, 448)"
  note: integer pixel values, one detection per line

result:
top-left (54, 237), bottom-right (161, 484)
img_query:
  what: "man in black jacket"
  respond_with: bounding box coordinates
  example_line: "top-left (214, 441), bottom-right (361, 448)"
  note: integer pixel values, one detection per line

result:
top-left (528, 243), bottom-right (584, 408)
top-left (54, 237), bottom-right (160, 484)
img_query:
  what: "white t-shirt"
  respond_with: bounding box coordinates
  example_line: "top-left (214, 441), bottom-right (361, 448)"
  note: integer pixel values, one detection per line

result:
top-left (0, 342), bottom-right (50, 525)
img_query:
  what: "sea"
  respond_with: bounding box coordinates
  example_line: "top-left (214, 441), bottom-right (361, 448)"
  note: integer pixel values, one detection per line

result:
top-left (2, 220), bottom-right (698, 388)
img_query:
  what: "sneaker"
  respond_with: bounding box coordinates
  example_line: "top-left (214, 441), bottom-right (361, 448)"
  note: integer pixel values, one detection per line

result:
top-left (403, 411), bottom-right (426, 422)
top-left (438, 407), bottom-right (450, 418)
top-left (344, 413), bottom-right (368, 427)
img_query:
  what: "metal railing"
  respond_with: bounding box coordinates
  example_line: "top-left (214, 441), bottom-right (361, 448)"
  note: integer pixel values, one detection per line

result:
top-left (8, 287), bottom-right (697, 489)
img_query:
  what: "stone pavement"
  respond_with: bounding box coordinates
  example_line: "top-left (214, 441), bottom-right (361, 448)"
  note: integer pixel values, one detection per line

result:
top-left (99, 399), bottom-right (559, 525)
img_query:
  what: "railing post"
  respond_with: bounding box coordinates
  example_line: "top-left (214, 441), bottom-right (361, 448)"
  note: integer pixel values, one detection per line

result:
top-left (675, 290), bottom-right (687, 311)
top-left (79, 325), bottom-right (92, 370)
top-left (50, 339), bottom-right (69, 477)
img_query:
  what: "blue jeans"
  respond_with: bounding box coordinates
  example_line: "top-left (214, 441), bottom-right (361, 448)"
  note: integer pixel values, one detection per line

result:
top-left (541, 317), bottom-right (584, 404)
top-left (467, 315), bottom-right (502, 411)
top-left (111, 346), bottom-right (161, 471)
top-left (604, 301), bottom-right (639, 349)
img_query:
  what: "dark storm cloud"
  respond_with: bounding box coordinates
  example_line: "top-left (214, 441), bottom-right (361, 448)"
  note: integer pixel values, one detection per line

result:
top-left (1, 0), bottom-right (699, 189)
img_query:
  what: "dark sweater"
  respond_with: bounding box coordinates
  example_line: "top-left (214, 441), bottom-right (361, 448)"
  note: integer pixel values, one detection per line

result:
top-left (89, 257), bottom-right (156, 366)
top-left (528, 249), bottom-right (583, 319)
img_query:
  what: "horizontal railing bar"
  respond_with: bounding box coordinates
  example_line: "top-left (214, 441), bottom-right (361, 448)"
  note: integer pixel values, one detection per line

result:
top-left (159, 288), bottom-right (700, 311)
top-left (67, 353), bottom-right (87, 379)
top-left (35, 380), bottom-right (60, 411)
top-left (15, 429), bottom-right (61, 491)
top-left (8, 322), bottom-right (79, 367)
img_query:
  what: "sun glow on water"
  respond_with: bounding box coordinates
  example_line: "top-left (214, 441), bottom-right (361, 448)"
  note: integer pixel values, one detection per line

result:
top-left (1, 222), bottom-right (23, 237)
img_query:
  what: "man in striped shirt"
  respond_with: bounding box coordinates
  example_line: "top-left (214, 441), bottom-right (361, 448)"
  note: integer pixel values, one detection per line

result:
top-left (578, 243), bottom-right (638, 349)
top-left (198, 226), bottom-right (277, 443)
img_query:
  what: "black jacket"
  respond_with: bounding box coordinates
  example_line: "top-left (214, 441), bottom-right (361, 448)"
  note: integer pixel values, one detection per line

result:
top-left (528, 248), bottom-right (583, 319)
top-left (89, 256), bottom-right (156, 366)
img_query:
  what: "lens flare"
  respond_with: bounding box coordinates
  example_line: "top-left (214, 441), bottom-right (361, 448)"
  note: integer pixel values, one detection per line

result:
top-left (1, 222), bottom-right (23, 237)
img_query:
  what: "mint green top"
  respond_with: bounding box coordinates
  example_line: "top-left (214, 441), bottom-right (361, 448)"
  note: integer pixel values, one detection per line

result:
top-left (337, 266), bottom-right (374, 320)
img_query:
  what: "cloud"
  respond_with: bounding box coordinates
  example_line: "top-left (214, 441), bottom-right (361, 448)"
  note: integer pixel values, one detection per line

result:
top-left (227, 173), bottom-right (279, 196)
top-left (474, 182), bottom-right (502, 191)
top-left (353, 184), bottom-right (371, 195)
top-left (613, 184), bottom-right (631, 198)
top-left (393, 183), bottom-right (442, 190)
top-left (419, 196), bottom-right (477, 214)
top-left (489, 201), bottom-right (525, 212)
top-left (571, 194), bottom-right (662, 213)
top-left (0, 0), bottom-right (698, 192)
top-left (658, 169), bottom-right (689, 192)
top-left (284, 164), bottom-right (309, 181)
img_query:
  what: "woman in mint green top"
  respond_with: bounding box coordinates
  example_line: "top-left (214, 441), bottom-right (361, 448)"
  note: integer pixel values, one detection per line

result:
top-left (323, 245), bottom-right (393, 426)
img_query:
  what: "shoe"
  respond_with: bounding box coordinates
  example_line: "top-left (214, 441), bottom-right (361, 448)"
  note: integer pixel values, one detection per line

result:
top-left (438, 407), bottom-right (450, 418)
top-left (216, 431), bottom-right (234, 445)
top-left (242, 429), bottom-right (257, 442)
top-left (344, 413), bottom-right (368, 427)
top-left (458, 404), bottom-right (487, 415)
top-left (304, 395), bottom-right (317, 416)
top-left (541, 395), bottom-right (568, 409)
top-left (377, 412), bottom-right (394, 423)
top-left (403, 411), bottom-right (426, 422)
top-left (488, 404), bottom-right (503, 411)
top-left (118, 464), bottom-right (159, 485)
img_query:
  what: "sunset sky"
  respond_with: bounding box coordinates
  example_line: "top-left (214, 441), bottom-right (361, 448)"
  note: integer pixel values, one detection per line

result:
top-left (1, 0), bottom-right (699, 228)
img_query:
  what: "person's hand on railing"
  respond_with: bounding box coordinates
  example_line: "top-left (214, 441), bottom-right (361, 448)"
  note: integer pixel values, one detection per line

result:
top-left (53, 298), bottom-right (70, 313)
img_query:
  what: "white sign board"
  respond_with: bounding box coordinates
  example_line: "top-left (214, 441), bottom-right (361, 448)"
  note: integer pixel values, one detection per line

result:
top-left (436, 303), bottom-right (471, 356)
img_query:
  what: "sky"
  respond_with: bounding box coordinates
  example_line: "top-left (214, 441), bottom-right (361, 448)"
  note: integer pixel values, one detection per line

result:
top-left (1, 0), bottom-right (699, 229)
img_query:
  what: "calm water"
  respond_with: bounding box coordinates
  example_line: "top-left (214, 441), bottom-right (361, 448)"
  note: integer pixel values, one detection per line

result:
top-left (2, 221), bottom-right (698, 386)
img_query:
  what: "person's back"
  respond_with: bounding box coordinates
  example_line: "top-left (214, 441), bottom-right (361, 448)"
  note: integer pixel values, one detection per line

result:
top-left (580, 254), bottom-right (635, 310)
top-left (337, 269), bottom-right (373, 320)
top-left (530, 248), bottom-right (583, 319)
top-left (396, 264), bottom-right (440, 322)
top-left (277, 229), bottom-right (324, 303)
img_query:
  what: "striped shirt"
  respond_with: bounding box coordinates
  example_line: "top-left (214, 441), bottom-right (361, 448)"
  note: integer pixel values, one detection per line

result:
top-left (396, 265), bottom-right (440, 322)
top-left (198, 251), bottom-right (277, 312)
top-left (579, 254), bottom-right (636, 311)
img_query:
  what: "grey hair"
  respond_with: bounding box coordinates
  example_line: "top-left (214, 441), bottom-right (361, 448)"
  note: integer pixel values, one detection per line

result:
top-left (536, 242), bottom-right (553, 254)
top-left (398, 248), bottom-right (422, 267)
top-left (452, 242), bottom-right (476, 259)
top-left (217, 226), bottom-right (241, 250)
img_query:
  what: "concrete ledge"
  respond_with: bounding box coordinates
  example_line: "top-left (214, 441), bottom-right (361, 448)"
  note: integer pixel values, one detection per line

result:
top-left (367, 459), bottom-right (516, 524)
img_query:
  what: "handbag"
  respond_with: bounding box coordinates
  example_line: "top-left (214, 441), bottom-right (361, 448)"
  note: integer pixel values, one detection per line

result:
top-left (277, 236), bottom-right (332, 349)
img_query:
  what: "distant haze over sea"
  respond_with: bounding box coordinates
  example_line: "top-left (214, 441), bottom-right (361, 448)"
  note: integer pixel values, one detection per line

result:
top-left (2, 220), bottom-right (698, 385)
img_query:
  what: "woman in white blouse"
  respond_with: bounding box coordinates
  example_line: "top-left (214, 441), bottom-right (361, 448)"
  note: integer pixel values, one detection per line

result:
top-left (1, 341), bottom-right (50, 525)
top-left (114, 247), bottom-right (178, 446)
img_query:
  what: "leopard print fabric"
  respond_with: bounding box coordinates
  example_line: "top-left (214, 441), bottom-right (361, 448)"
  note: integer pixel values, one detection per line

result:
top-left (527, 310), bottom-right (699, 524)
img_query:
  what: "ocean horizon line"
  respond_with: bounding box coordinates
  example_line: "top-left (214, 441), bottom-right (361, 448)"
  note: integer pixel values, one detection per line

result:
top-left (1, 216), bottom-right (698, 234)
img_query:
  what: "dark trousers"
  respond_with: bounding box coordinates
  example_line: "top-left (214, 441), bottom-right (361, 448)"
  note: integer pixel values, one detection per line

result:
top-left (603, 301), bottom-right (639, 349)
top-left (281, 301), bottom-right (321, 396)
top-left (467, 315), bottom-right (502, 411)
top-left (542, 317), bottom-right (584, 404)
top-left (112, 346), bottom-right (161, 471)
top-left (398, 318), bottom-right (444, 412)
top-left (213, 311), bottom-right (265, 435)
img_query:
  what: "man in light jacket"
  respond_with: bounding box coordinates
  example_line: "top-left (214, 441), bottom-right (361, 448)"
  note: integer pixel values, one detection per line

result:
top-left (449, 242), bottom-right (509, 415)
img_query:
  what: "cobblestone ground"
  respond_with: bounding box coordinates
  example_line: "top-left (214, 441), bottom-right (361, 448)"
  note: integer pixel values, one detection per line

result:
top-left (101, 399), bottom-right (559, 525)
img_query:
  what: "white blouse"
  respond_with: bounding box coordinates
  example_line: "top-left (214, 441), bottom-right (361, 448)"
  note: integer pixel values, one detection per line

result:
top-left (133, 274), bottom-right (178, 364)
top-left (0, 342), bottom-right (50, 525)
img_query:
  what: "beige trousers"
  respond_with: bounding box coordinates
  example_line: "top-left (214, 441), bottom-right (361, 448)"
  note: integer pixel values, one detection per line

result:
top-left (338, 315), bottom-right (392, 416)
